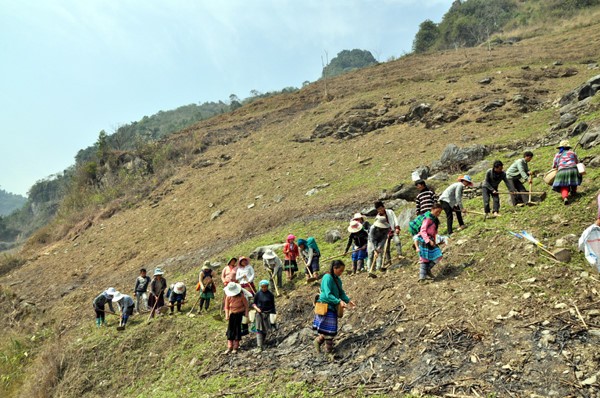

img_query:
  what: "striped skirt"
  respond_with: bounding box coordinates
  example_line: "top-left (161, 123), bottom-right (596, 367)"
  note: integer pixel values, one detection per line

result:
top-left (313, 309), bottom-right (338, 336)
top-left (552, 167), bottom-right (582, 191)
top-left (417, 238), bottom-right (443, 262)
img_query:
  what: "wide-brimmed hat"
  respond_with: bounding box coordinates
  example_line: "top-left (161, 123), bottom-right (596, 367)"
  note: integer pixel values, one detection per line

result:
top-left (262, 249), bottom-right (277, 260)
top-left (352, 212), bottom-right (365, 221)
top-left (224, 282), bottom-right (242, 297)
top-left (348, 221), bottom-right (363, 234)
top-left (173, 282), bottom-right (185, 294)
top-left (459, 175), bottom-right (474, 186)
top-left (287, 234), bottom-right (296, 241)
top-left (105, 287), bottom-right (117, 296)
top-left (112, 291), bottom-right (124, 302)
top-left (557, 139), bottom-right (571, 149)
top-left (202, 260), bottom-right (211, 270)
top-left (153, 267), bottom-right (164, 276)
top-left (373, 215), bottom-right (390, 229)
top-left (238, 256), bottom-right (249, 266)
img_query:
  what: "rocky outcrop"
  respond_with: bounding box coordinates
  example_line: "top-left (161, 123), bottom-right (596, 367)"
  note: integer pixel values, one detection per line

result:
top-left (431, 144), bottom-right (489, 172)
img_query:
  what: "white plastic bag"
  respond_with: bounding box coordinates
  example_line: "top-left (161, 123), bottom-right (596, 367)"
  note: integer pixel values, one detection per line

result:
top-left (577, 162), bottom-right (586, 175)
top-left (579, 224), bottom-right (600, 272)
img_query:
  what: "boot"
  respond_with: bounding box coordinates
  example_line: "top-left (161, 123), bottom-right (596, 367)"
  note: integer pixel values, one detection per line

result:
top-left (96, 318), bottom-right (101, 327)
top-left (313, 336), bottom-right (324, 354)
top-left (256, 334), bottom-right (264, 352)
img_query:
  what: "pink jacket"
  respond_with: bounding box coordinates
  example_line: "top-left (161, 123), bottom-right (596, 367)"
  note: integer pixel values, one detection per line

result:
top-left (418, 217), bottom-right (438, 245)
top-left (221, 265), bottom-right (237, 286)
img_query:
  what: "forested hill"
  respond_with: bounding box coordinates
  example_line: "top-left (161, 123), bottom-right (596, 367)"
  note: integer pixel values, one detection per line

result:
top-left (413, 0), bottom-right (600, 53)
top-left (0, 189), bottom-right (26, 216)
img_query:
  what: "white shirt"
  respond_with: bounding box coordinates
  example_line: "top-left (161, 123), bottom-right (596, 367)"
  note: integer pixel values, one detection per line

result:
top-left (236, 265), bottom-right (255, 284)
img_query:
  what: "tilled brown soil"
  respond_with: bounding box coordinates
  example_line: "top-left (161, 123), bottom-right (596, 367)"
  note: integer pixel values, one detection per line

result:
top-left (203, 241), bottom-right (600, 397)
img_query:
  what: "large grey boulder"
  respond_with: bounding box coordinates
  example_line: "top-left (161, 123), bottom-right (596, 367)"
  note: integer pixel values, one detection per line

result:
top-left (568, 122), bottom-right (588, 137)
top-left (324, 229), bottom-right (342, 243)
top-left (558, 113), bottom-right (577, 129)
top-left (389, 185), bottom-right (420, 201)
top-left (250, 243), bottom-right (285, 260)
top-left (580, 128), bottom-right (600, 149)
top-left (396, 208), bottom-right (416, 231)
top-left (466, 160), bottom-right (491, 176)
top-left (431, 144), bottom-right (488, 172)
top-left (411, 166), bottom-right (430, 181)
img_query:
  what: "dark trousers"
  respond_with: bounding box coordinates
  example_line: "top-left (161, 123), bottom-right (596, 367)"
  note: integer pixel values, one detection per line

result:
top-left (482, 188), bottom-right (500, 213)
top-left (94, 308), bottom-right (105, 322)
top-left (506, 178), bottom-right (528, 205)
top-left (199, 298), bottom-right (211, 310)
top-left (440, 200), bottom-right (463, 234)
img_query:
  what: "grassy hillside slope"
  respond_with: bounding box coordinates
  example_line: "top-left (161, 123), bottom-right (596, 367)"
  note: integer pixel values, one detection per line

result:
top-left (2, 10), bottom-right (600, 398)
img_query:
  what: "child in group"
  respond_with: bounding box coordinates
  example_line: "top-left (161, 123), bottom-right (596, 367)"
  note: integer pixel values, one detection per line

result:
top-left (133, 268), bottom-right (151, 314)
top-left (283, 234), bottom-right (299, 281)
top-left (112, 291), bottom-right (135, 329)
top-left (198, 261), bottom-right (216, 313)
top-left (92, 287), bottom-right (116, 327)
top-left (168, 282), bottom-right (187, 314)
top-left (416, 203), bottom-right (444, 282)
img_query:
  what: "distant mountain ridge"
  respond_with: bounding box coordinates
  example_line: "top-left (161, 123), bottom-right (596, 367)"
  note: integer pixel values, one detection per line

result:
top-left (0, 188), bottom-right (26, 216)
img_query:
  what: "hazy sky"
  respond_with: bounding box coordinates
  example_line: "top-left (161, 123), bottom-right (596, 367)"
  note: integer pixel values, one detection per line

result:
top-left (0, 0), bottom-right (452, 196)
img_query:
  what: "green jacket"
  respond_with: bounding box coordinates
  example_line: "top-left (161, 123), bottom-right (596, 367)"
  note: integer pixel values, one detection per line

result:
top-left (318, 273), bottom-right (350, 312)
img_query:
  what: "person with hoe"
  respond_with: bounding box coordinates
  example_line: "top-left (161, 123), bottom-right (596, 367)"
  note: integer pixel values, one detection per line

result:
top-left (552, 140), bottom-right (582, 205)
top-left (416, 203), bottom-right (444, 282)
top-left (438, 175), bottom-right (473, 234)
top-left (298, 237), bottom-right (321, 281)
top-left (506, 151), bottom-right (534, 206)
top-left (224, 282), bottom-right (249, 355)
top-left (313, 260), bottom-right (356, 355)
top-left (252, 280), bottom-right (276, 352)
top-left (482, 160), bottom-right (511, 217)
top-left (283, 234), bottom-right (300, 281)
top-left (368, 215), bottom-right (390, 271)
top-left (168, 282), bottom-right (187, 314)
top-left (262, 249), bottom-right (283, 293)
top-left (133, 268), bottom-right (151, 314)
top-left (374, 200), bottom-right (403, 261)
top-left (236, 256), bottom-right (256, 296)
top-left (345, 219), bottom-right (368, 274)
top-left (148, 267), bottom-right (167, 318)
top-left (198, 261), bottom-right (217, 313)
top-left (92, 287), bottom-right (116, 327)
top-left (112, 291), bottom-right (135, 330)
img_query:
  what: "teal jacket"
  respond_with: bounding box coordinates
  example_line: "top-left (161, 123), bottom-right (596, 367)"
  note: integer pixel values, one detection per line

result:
top-left (318, 273), bottom-right (350, 312)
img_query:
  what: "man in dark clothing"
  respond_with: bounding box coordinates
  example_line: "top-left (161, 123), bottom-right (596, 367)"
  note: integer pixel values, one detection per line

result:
top-left (482, 160), bottom-right (511, 217)
top-left (414, 180), bottom-right (437, 215)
